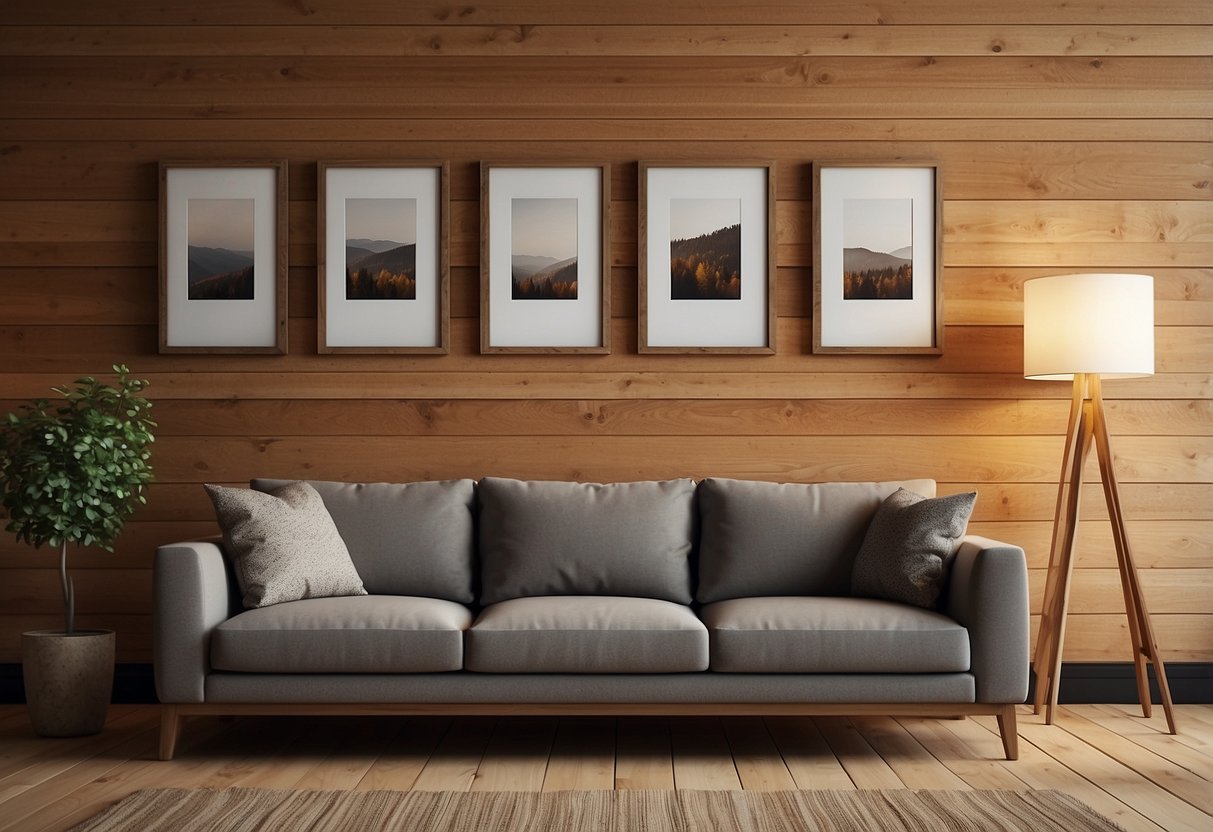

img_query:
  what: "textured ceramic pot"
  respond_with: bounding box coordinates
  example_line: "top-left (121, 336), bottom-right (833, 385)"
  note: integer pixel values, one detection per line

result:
top-left (21, 629), bottom-right (115, 737)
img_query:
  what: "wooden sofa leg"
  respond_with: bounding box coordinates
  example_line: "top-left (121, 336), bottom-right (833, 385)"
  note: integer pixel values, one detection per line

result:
top-left (996, 705), bottom-right (1019, 761)
top-left (159, 705), bottom-right (180, 761)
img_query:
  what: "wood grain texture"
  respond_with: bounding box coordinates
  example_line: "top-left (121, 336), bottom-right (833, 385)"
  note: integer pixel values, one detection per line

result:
top-left (4, 25), bottom-right (1212, 58)
top-left (2, 1), bottom-right (1211, 26)
top-left (0, 1), bottom-right (1208, 664)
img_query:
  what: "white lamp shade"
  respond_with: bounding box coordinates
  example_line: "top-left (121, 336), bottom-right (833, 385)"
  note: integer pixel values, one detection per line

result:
top-left (1023, 273), bottom-right (1154, 380)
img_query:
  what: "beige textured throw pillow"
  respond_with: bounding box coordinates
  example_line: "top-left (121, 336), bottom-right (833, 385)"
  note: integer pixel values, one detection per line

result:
top-left (205, 481), bottom-right (367, 609)
top-left (850, 488), bottom-right (977, 610)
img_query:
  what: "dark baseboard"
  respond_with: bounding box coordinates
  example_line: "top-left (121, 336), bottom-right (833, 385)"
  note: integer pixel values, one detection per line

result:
top-left (2, 662), bottom-right (1210, 706)
top-left (1025, 662), bottom-right (1213, 706)
top-left (1, 662), bottom-right (158, 705)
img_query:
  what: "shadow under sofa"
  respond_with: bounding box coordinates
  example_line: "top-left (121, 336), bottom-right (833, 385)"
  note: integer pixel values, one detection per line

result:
top-left (153, 476), bottom-right (1030, 761)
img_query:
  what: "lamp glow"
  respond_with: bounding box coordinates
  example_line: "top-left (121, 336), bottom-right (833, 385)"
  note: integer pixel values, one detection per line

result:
top-left (1023, 273), bottom-right (1154, 380)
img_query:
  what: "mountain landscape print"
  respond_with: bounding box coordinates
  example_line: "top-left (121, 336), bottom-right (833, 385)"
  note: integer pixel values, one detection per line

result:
top-left (345, 198), bottom-right (417, 300)
top-left (187, 198), bottom-right (255, 300)
top-left (512, 198), bottom-right (578, 300)
top-left (842, 198), bottom-right (913, 300)
top-left (669, 198), bottom-right (741, 300)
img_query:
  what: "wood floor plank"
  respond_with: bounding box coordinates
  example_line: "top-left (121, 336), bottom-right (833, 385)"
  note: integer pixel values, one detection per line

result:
top-left (290, 717), bottom-right (404, 791)
top-left (0, 707), bottom-right (157, 804)
top-left (959, 713), bottom-right (1168, 832)
top-left (895, 716), bottom-right (1033, 790)
top-left (0, 726), bottom-right (157, 832)
top-left (15, 715), bottom-right (249, 832)
top-left (354, 717), bottom-right (451, 792)
top-left (410, 717), bottom-right (496, 792)
top-left (541, 717), bottom-right (616, 792)
top-left (669, 717), bottom-right (742, 791)
top-left (1161, 706), bottom-right (1213, 743)
top-left (1054, 707), bottom-right (1213, 814)
top-left (615, 717), bottom-right (675, 790)
top-left (721, 717), bottom-right (798, 791)
top-left (0, 706), bottom-right (153, 786)
top-left (813, 717), bottom-right (904, 790)
top-left (471, 717), bottom-right (557, 792)
top-left (218, 720), bottom-right (360, 791)
top-left (848, 716), bottom-right (971, 790)
top-left (764, 716), bottom-right (854, 790)
top-left (975, 711), bottom-right (1211, 832)
top-left (1077, 705), bottom-right (1213, 778)
top-left (1102, 704), bottom-right (1213, 760)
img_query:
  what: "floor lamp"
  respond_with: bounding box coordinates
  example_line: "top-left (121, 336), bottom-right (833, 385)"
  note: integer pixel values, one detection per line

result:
top-left (1023, 273), bottom-right (1177, 733)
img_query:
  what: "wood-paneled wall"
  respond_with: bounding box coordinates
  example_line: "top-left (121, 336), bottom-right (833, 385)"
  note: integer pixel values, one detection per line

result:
top-left (1, 1), bottom-right (1210, 665)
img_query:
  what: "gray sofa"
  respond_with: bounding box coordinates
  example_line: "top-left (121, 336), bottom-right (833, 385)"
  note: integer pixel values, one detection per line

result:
top-left (153, 477), bottom-right (1030, 761)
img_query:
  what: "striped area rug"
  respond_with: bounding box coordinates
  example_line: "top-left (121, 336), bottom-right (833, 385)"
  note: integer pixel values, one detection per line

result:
top-left (69, 787), bottom-right (1126, 831)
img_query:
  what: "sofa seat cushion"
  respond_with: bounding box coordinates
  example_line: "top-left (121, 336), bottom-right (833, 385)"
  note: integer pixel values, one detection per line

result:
top-left (702, 596), bottom-right (969, 673)
top-left (465, 596), bottom-right (708, 673)
top-left (211, 595), bottom-right (472, 673)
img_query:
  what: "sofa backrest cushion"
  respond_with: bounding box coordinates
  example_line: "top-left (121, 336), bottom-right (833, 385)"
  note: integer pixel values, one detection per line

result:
top-left (477, 477), bottom-right (696, 605)
top-left (252, 478), bottom-right (476, 603)
top-left (695, 478), bottom-right (937, 603)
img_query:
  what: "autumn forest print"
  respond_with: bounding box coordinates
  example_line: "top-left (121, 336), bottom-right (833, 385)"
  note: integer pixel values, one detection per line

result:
top-left (669, 198), bottom-right (742, 300)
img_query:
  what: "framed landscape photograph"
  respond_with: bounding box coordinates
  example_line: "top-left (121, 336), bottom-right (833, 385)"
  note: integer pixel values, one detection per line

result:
top-left (812, 162), bottom-right (943, 354)
top-left (639, 162), bottom-right (776, 354)
top-left (480, 163), bottom-right (611, 353)
top-left (319, 162), bottom-right (449, 353)
top-left (159, 161), bottom-right (288, 353)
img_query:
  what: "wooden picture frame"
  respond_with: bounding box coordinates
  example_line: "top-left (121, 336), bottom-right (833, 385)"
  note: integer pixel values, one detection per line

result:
top-left (812, 161), bottom-right (943, 354)
top-left (158, 160), bottom-right (288, 354)
top-left (318, 161), bottom-right (450, 354)
top-left (639, 161), bottom-right (777, 354)
top-left (480, 162), bottom-right (611, 354)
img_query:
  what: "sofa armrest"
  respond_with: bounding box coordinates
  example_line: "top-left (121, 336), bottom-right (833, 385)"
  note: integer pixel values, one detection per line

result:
top-left (945, 535), bottom-right (1030, 704)
top-left (153, 539), bottom-right (236, 703)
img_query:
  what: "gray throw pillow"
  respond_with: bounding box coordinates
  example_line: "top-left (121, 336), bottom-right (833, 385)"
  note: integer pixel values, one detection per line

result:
top-left (850, 488), bottom-right (977, 610)
top-left (205, 481), bottom-right (367, 609)
top-left (477, 477), bottom-right (696, 605)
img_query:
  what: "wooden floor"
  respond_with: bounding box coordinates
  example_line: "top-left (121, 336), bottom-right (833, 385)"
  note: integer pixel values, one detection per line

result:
top-left (0, 705), bottom-right (1210, 831)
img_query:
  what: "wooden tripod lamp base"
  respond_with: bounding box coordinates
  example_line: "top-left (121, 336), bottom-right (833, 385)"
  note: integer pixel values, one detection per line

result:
top-left (1023, 273), bottom-right (1176, 734)
top-left (1029, 375), bottom-right (1177, 732)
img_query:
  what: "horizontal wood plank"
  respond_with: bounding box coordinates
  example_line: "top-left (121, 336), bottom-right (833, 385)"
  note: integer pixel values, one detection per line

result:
top-left (5, 371), bottom-right (1209, 401)
top-left (2, 1), bottom-right (1208, 26)
top-left (3, 25), bottom-right (1210, 58)
top-left (1027, 569), bottom-right (1213, 614)
top-left (2, 57), bottom-right (1210, 121)
top-left (0, 143), bottom-right (1208, 202)
top-left (136, 434), bottom-right (1213, 485)
top-left (9, 321), bottom-right (1206, 374)
top-left (2, 117), bottom-right (1207, 144)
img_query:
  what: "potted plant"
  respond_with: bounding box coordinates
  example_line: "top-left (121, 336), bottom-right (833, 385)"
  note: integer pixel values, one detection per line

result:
top-left (0, 365), bottom-right (154, 737)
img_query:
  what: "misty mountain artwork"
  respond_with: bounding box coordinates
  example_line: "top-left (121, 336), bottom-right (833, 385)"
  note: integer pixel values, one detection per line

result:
top-left (669, 198), bottom-right (741, 300)
top-left (187, 198), bottom-right (255, 300)
top-left (511, 198), bottom-right (579, 300)
top-left (842, 198), bottom-right (913, 300)
top-left (345, 198), bottom-right (418, 300)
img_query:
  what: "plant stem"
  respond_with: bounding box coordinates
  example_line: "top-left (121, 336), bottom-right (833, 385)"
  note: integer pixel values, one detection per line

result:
top-left (58, 540), bottom-right (75, 635)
